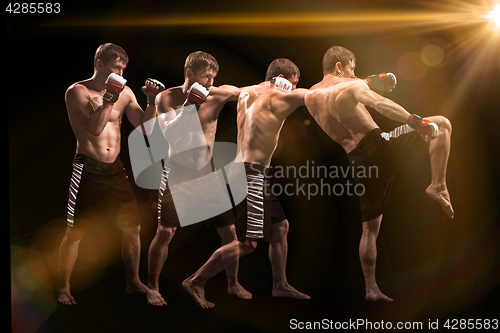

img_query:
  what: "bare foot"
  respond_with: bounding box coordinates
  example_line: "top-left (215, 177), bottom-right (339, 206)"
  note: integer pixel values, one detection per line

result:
top-left (228, 283), bottom-right (252, 300)
top-left (272, 283), bottom-right (310, 300)
top-left (126, 280), bottom-right (150, 295)
top-left (425, 184), bottom-right (454, 219)
top-left (146, 290), bottom-right (167, 306)
top-left (127, 280), bottom-right (167, 306)
top-left (365, 286), bottom-right (393, 302)
top-left (182, 278), bottom-right (215, 309)
top-left (57, 289), bottom-right (76, 305)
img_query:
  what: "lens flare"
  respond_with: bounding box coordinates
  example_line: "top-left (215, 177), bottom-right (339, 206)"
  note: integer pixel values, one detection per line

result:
top-left (421, 44), bottom-right (445, 67)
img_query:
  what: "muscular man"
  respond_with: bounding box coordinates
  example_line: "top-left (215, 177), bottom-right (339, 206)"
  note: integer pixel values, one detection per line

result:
top-left (182, 58), bottom-right (310, 308)
top-left (57, 43), bottom-right (164, 305)
top-left (305, 46), bottom-right (454, 302)
top-left (146, 51), bottom-right (251, 306)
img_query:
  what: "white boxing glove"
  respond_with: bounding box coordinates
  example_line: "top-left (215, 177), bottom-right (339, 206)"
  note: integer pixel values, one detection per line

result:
top-left (103, 73), bottom-right (127, 105)
top-left (183, 82), bottom-right (209, 113)
top-left (407, 114), bottom-right (439, 140)
top-left (270, 75), bottom-right (292, 92)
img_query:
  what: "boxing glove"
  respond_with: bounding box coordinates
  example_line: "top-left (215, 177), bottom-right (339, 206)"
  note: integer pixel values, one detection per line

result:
top-left (102, 73), bottom-right (127, 105)
top-left (407, 114), bottom-right (439, 140)
top-left (365, 72), bottom-right (397, 92)
top-left (183, 82), bottom-right (209, 113)
top-left (270, 75), bottom-right (292, 92)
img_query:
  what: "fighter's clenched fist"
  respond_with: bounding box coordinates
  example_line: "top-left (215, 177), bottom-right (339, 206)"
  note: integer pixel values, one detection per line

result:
top-left (142, 78), bottom-right (165, 106)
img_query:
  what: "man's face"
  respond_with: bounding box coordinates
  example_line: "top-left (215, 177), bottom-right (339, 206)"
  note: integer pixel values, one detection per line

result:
top-left (98, 57), bottom-right (127, 77)
top-left (288, 75), bottom-right (299, 90)
top-left (189, 66), bottom-right (217, 89)
top-left (340, 60), bottom-right (356, 79)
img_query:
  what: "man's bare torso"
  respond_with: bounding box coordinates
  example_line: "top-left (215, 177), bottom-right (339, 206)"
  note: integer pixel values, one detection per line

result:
top-left (66, 79), bottom-right (134, 163)
top-left (158, 86), bottom-right (229, 169)
top-left (305, 76), bottom-right (379, 154)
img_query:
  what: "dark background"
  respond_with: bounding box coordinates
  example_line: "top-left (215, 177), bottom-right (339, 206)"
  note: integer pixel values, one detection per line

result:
top-left (8, 1), bottom-right (500, 332)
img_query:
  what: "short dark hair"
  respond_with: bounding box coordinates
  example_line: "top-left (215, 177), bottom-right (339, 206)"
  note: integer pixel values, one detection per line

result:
top-left (322, 46), bottom-right (356, 76)
top-left (265, 58), bottom-right (300, 81)
top-left (94, 43), bottom-right (129, 70)
top-left (184, 51), bottom-right (219, 77)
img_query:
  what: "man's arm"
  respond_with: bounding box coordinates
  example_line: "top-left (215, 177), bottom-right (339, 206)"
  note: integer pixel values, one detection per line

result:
top-left (350, 80), bottom-right (438, 139)
top-left (125, 78), bottom-right (165, 134)
top-left (65, 84), bottom-right (112, 137)
top-left (209, 85), bottom-right (243, 102)
top-left (350, 80), bottom-right (410, 123)
top-left (124, 87), bottom-right (157, 129)
top-left (271, 88), bottom-right (308, 119)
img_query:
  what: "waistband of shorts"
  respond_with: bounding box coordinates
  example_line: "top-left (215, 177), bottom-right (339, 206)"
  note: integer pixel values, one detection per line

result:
top-left (241, 162), bottom-right (272, 177)
top-left (74, 154), bottom-right (123, 172)
top-left (347, 128), bottom-right (383, 156)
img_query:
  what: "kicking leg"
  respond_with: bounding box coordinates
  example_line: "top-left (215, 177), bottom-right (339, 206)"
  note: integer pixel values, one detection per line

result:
top-left (359, 215), bottom-right (393, 302)
top-left (183, 239), bottom-right (257, 308)
top-left (424, 116), bottom-right (454, 219)
top-left (56, 226), bottom-right (84, 305)
top-left (269, 220), bottom-right (310, 299)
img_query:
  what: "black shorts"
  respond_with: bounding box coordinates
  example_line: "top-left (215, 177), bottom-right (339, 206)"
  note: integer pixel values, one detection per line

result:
top-left (347, 125), bottom-right (421, 222)
top-left (66, 154), bottom-right (141, 229)
top-left (234, 162), bottom-right (287, 242)
top-left (158, 158), bottom-right (236, 229)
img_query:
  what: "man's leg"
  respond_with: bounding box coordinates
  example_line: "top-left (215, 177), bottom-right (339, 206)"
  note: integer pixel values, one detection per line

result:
top-left (216, 225), bottom-right (252, 299)
top-left (146, 224), bottom-right (176, 306)
top-left (182, 239), bottom-right (257, 308)
top-left (269, 219), bottom-right (310, 299)
top-left (121, 225), bottom-right (159, 300)
top-left (56, 226), bottom-right (84, 305)
top-left (359, 214), bottom-right (393, 302)
top-left (424, 116), bottom-right (454, 219)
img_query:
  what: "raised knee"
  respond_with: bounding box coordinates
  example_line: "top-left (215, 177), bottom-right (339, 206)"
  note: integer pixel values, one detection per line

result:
top-left (435, 116), bottom-right (452, 134)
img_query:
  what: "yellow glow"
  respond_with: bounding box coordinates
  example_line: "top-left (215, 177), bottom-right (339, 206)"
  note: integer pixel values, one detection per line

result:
top-left (44, 10), bottom-right (484, 31)
top-left (42, 2), bottom-right (500, 38)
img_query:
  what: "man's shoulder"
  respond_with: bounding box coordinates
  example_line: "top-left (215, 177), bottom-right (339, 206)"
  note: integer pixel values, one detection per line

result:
top-left (121, 85), bottom-right (137, 99)
top-left (67, 79), bottom-right (90, 92)
top-left (155, 86), bottom-right (185, 113)
top-left (158, 86), bottom-right (184, 102)
top-left (308, 79), bottom-right (361, 98)
top-left (157, 85), bottom-right (182, 97)
top-left (240, 85), bottom-right (257, 94)
top-left (66, 80), bottom-right (92, 101)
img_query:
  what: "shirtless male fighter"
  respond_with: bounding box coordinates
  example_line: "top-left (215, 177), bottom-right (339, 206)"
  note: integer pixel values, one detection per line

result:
top-left (305, 46), bottom-right (454, 302)
top-left (146, 51), bottom-right (252, 306)
top-left (182, 58), bottom-right (310, 308)
top-left (57, 43), bottom-right (165, 305)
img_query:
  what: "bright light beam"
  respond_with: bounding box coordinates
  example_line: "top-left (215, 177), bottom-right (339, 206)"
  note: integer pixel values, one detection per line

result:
top-left (488, 4), bottom-right (500, 28)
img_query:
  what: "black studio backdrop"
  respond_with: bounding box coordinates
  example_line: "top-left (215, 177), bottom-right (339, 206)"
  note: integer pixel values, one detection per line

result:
top-left (8, 1), bottom-right (500, 332)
